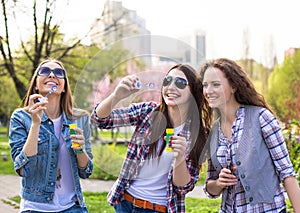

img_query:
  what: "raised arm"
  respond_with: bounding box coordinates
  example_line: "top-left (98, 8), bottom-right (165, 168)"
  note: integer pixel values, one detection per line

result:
top-left (96, 75), bottom-right (140, 118)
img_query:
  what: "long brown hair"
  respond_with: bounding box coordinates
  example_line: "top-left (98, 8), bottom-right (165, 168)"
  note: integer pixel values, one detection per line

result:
top-left (198, 58), bottom-right (274, 114)
top-left (23, 59), bottom-right (86, 119)
top-left (148, 64), bottom-right (211, 168)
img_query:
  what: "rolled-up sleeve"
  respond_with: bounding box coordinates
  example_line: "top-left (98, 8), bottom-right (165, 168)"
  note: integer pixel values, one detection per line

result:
top-left (203, 159), bottom-right (221, 198)
top-left (78, 159), bottom-right (93, 179)
top-left (9, 110), bottom-right (30, 176)
top-left (260, 108), bottom-right (297, 181)
top-left (173, 159), bottom-right (199, 195)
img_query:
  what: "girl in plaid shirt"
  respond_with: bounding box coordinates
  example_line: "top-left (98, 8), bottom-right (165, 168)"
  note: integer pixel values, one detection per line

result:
top-left (198, 58), bottom-right (300, 213)
top-left (91, 64), bottom-right (211, 212)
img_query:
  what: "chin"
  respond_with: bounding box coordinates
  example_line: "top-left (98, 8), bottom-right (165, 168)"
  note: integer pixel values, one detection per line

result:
top-left (208, 103), bottom-right (219, 108)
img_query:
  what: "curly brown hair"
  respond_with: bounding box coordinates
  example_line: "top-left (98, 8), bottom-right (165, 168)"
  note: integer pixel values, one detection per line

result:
top-left (198, 58), bottom-right (274, 114)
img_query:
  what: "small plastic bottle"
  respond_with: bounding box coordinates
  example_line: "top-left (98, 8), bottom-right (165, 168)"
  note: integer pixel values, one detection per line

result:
top-left (69, 123), bottom-right (82, 153)
top-left (165, 128), bottom-right (174, 152)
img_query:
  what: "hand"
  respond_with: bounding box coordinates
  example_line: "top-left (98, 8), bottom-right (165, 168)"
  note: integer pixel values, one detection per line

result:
top-left (24, 94), bottom-right (48, 123)
top-left (166, 135), bottom-right (187, 159)
top-left (114, 75), bottom-right (140, 100)
top-left (70, 127), bottom-right (85, 151)
top-left (217, 167), bottom-right (238, 189)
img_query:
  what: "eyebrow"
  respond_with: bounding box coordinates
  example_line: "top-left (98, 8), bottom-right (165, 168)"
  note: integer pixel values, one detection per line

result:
top-left (203, 80), bottom-right (221, 83)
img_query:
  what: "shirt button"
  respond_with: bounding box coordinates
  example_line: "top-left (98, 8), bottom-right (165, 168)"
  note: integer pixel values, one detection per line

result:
top-left (236, 161), bottom-right (241, 166)
top-left (50, 182), bottom-right (54, 186)
top-left (245, 186), bottom-right (250, 191)
top-left (47, 197), bottom-right (51, 201)
top-left (241, 174), bottom-right (245, 179)
top-left (249, 197), bottom-right (253, 202)
top-left (52, 164), bottom-right (56, 168)
top-left (48, 121), bottom-right (52, 125)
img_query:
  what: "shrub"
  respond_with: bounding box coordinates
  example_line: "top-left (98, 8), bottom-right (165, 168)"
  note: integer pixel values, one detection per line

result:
top-left (282, 120), bottom-right (300, 184)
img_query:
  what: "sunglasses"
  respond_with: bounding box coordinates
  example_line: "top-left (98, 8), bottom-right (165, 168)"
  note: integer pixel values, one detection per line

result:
top-left (37, 66), bottom-right (66, 79)
top-left (162, 76), bottom-right (189, 89)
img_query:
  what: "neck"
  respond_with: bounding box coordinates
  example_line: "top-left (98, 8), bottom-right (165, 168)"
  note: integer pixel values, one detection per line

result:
top-left (45, 99), bottom-right (62, 120)
top-left (168, 106), bottom-right (188, 127)
top-left (220, 104), bottom-right (240, 122)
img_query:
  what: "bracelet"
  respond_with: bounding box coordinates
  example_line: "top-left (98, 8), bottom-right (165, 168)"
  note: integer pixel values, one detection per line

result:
top-left (74, 148), bottom-right (84, 154)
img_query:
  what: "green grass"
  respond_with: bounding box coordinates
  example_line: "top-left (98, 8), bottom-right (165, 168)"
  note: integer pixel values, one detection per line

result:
top-left (1, 126), bottom-right (295, 212)
top-left (0, 126), bottom-right (8, 134)
top-left (7, 193), bottom-right (221, 213)
top-left (0, 143), bottom-right (15, 175)
top-left (5, 193), bottom-right (294, 212)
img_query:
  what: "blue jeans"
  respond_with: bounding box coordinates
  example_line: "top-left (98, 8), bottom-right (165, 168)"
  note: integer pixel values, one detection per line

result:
top-left (21, 204), bottom-right (88, 213)
top-left (114, 200), bottom-right (160, 213)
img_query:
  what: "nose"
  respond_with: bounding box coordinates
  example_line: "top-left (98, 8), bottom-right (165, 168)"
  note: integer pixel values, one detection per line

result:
top-left (48, 71), bottom-right (56, 78)
top-left (204, 85), bottom-right (213, 94)
top-left (168, 80), bottom-right (177, 89)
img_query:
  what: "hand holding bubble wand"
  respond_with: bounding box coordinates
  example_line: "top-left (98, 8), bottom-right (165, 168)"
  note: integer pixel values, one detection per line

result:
top-left (36, 85), bottom-right (58, 103)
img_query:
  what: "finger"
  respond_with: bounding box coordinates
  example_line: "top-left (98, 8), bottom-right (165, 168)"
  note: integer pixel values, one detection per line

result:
top-left (74, 127), bottom-right (83, 134)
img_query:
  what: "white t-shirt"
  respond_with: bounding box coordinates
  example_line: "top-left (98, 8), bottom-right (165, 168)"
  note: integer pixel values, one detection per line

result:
top-left (20, 116), bottom-right (76, 212)
top-left (127, 124), bottom-right (185, 206)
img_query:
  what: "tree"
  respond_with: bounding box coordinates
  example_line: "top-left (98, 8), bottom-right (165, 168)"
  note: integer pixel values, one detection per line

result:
top-left (0, 0), bottom-right (89, 99)
top-left (267, 50), bottom-right (300, 121)
top-left (241, 28), bottom-right (254, 78)
top-left (261, 35), bottom-right (277, 94)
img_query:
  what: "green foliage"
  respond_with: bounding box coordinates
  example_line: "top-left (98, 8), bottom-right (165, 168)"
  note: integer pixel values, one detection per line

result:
top-left (282, 120), bottom-right (300, 183)
top-left (0, 143), bottom-right (15, 175)
top-left (73, 44), bottom-right (133, 110)
top-left (267, 50), bottom-right (300, 121)
top-left (0, 77), bottom-right (21, 125)
top-left (90, 143), bottom-right (127, 180)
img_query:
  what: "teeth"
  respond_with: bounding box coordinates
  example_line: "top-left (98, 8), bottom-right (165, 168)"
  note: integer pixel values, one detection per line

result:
top-left (45, 81), bottom-right (57, 85)
top-left (207, 97), bottom-right (217, 101)
top-left (167, 94), bottom-right (178, 97)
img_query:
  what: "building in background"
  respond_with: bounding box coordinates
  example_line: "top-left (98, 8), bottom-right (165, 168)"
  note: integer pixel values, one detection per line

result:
top-left (150, 29), bottom-right (206, 69)
top-left (284, 47), bottom-right (299, 57)
top-left (89, 0), bottom-right (206, 69)
top-left (90, 0), bottom-right (151, 67)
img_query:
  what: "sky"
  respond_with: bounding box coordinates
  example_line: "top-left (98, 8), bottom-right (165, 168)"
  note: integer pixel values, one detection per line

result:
top-left (7, 0), bottom-right (300, 66)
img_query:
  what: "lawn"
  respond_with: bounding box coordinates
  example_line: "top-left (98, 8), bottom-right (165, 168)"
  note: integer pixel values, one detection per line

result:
top-left (0, 127), bottom-right (294, 212)
top-left (8, 192), bottom-right (221, 213)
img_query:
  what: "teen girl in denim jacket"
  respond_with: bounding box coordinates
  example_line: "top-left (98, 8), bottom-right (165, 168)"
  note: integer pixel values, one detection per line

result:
top-left (9, 59), bottom-right (93, 213)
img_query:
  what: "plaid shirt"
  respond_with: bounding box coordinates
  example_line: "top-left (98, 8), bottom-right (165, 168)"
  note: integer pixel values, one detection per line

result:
top-left (206, 106), bottom-right (296, 213)
top-left (91, 101), bottom-right (200, 212)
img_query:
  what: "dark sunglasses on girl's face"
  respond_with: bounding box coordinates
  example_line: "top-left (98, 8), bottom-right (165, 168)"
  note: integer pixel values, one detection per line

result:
top-left (37, 67), bottom-right (66, 79)
top-left (162, 76), bottom-right (189, 89)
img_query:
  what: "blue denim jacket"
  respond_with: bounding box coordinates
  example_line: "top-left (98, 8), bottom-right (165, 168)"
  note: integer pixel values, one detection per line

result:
top-left (9, 108), bottom-right (93, 207)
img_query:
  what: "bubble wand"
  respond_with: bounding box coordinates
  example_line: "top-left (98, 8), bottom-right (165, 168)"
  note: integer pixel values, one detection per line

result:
top-left (134, 81), bottom-right (155, 89)
top-left (36, 85), bottom-right (58, 102)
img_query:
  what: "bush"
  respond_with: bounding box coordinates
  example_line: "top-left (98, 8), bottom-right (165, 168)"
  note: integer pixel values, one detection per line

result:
top-left (90, 143), bottom-right (127, 180)
top-left (282, 120), bottom-right (300, 184)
